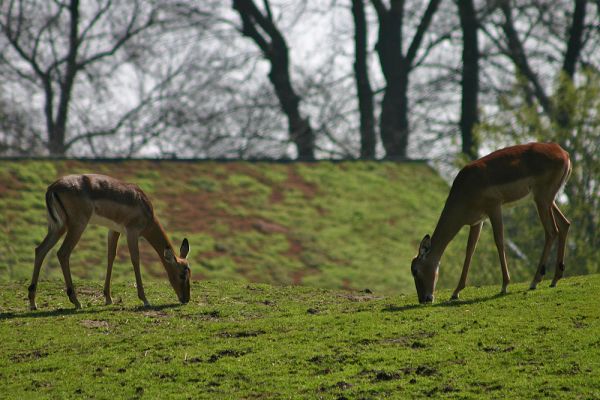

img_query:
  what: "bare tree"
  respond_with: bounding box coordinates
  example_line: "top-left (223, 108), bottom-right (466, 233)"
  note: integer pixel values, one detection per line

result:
top-left (232, 0), bottom-right (315, 160)
top-left (371, 0), bottom-right (442, 159)
top-left (493, 0), bottom-right (589, 119)
top-left (457, 0), bottom-right (479, 160)
top-left (351, 0), bottom-right (376, 158)
top-left (0, 0), bottom-right (166, 156)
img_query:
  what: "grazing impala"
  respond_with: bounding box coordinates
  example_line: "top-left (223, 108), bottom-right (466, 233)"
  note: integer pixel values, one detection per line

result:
top-left (411, 142), bottom-right (571, 304)
top-left (29, 174), bottom-right (191, 310)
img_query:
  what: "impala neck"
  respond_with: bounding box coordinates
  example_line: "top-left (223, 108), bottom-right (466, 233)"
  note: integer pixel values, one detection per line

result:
top-left (142, 218), bottom-right (176, 270)
top-left (429, 202), bottom-right (464, 266)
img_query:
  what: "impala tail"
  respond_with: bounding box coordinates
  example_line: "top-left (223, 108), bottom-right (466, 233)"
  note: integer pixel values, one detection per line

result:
top-left (45, 189), bottom-right (66, 231)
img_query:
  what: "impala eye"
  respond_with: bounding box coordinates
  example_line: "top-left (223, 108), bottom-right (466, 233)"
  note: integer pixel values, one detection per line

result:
top-left (180, 267), bottom-right (189, 280)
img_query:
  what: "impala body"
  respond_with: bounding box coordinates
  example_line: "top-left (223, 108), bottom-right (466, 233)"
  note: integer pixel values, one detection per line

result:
top-left (411, 142), bottom-right (571, 304)
top-left (29, 174), bottom-right (191, 310)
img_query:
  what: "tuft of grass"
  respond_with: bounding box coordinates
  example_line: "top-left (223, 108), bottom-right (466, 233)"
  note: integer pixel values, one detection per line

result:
top-left (0, 275), bottom-right (598, 398)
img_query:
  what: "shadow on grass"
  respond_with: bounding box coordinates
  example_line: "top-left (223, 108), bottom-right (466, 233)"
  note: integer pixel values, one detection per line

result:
top-left (0, 302), bottom-right (183, 320)
top-left (382, 291), bottom-right (516, 312)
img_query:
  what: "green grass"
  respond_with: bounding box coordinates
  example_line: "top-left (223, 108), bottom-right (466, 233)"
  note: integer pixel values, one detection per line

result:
top-left (0, 275), bottom-right (598, 399)
top-left (1, 159), bottom-right (537, 294)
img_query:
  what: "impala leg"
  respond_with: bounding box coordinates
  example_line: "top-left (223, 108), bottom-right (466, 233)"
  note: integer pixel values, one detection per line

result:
top-left (104, 230), bottom-right (120, 305)
top-left (550, 203), bottom-right (570, 287)
top-left (451, 222), bottom-right (483, 300)
top-left (29, 226), bottom-right (66, 310)
top-left (126, 230), bottom-right (149, 307)
top-left (530, 199), bottom-right (558, 290)
top-left (57, 223), bottom-right (87, 309)
top-left (488, 206), bottom-right (510, 294)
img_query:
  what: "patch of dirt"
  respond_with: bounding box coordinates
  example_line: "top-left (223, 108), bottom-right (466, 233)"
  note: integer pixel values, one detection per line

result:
top-left (290, 266), bottom-right (320, 285)
top-left (80, 319), bottom-right (110, 329)
top-left (76, 287), bottom-right (102, 298)
top-left (218, 330), bottom-right (266, 338)
top-left (10, 350), bottom-right (48, 363)
top-left (571, 315), bottom-right (588, 329)
top-left (207, 349), bottom-right (249, 363)
top-left (196, 310), bottom-right (221, 320)
top-left (338, 293), bottom-right (383, 302)
top-left (269, 166), bottom-right (319, 204)
top-left (383, 331), bottom-right (436, 346)
top-left (477, 341), bottom-right (515, 353)
top-left (252, 220), bottom-right (288, 234)
top-left (373, 371), bottom-right (401, 381)
top-left (334, 381), bottom-right (353, 390)
top-left (142, 310), bottom-right (169, 318)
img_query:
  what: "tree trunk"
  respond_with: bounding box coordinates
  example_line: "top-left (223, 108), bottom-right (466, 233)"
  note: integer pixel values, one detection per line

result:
top-left (233, 0), bottom-right (315, 160)
top-left (352, 0), bottom-right (376, 159)
top-left (457, 0), bottom-right (479, 160)
top-left (379, 75), bottom-right (409, 158)
top-left (372, 0), bottom-right (441, 159)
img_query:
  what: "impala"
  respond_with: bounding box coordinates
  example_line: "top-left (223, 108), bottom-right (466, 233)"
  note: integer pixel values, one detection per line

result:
top-left (28, 174), bottom-right (191, 310)
top-left (411, 142), bottom-right (571, 304)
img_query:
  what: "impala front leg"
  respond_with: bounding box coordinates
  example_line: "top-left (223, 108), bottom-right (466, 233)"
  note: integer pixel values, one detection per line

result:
top-left (550, 204), bottom-right (570, 287)
top-left (104, 230), bottom-right (120, 305)
top-left (452, 221), bottom-right (482, 300)
top-left (126, 229), bottom-right (149, 307)
top-left (488, 206), bottom-right (510, 294)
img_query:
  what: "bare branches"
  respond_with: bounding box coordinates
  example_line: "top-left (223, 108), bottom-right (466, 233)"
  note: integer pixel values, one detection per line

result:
top-left (405, 0), bottom-right (442, 69)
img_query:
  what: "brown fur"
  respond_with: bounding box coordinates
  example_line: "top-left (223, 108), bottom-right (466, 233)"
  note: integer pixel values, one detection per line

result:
top-left (411, 142), bottom-right (571, 304)
top-left (29, 174), bottom-right (191, 310)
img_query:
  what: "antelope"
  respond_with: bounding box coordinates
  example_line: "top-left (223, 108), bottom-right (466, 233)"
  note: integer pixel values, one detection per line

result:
top-left (411, 142), bottom-right (571, 304)
top-left (28, 174), bottom-right (191, 310)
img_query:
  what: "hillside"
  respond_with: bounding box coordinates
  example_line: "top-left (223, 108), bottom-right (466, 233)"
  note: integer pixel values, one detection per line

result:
top-left (1, 159), bottom-right (530, 294)
top-left (0, 275), bottom-right (598, 398)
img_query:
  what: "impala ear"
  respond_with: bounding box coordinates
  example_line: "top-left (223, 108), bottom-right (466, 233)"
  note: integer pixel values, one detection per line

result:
top-left (180, 238), bottom-right (190, 259)
top-left (418, 234), bottom-right (432, 259)
top-left (164, 247), bottom-right (176, 263)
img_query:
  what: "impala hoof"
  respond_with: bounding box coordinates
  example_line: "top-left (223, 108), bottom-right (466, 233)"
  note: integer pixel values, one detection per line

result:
top-left (450, 293), bottom-right (459, 300)
top-left (549, 282), bottom-right (557, 288)
top-left (30, 304), bottom-right (38, 311)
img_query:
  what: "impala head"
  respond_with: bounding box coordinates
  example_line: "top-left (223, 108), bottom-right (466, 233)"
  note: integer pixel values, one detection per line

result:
top-left (164, 238), bottom-right (191, 304)
top-left (411, 234), bottom-right (439, 304)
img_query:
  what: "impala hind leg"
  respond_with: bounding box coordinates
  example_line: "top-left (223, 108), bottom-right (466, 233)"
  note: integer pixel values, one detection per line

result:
top-left (104, 230), bottom-right (120, 305)
top-left (550, 203), bottom-right (570, 287)
top-left (451, 222), bottom-right (483, 300)
top-left (126, 230), bottom-right (149, 307)
top-left (530, 199), bottom-right (558, 290)
top-left (488, 206), bottom-right (510, 294)
top-left (29, 226), bottom-right (66, 310)
top-left (57, 223), bottom-right (88, 309)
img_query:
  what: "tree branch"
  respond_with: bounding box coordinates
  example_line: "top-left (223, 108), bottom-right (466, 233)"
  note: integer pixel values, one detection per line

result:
top-left (405, 0), bottom-right (442, 68)
top-left (499, 3), bottom-right (552, 115)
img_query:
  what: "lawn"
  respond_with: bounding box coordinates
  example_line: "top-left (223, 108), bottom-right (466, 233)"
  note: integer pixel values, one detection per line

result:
top-left (0, 274), bottom-right (598, 399)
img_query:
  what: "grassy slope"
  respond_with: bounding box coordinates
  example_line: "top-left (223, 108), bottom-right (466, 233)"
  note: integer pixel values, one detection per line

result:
top-left (0, 275), bottom-right (598, 399)
top-left (1, 160), bottom-right (531, 295)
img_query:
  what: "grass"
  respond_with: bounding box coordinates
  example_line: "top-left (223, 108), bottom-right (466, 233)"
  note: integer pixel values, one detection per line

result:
top-left (0, 274), bottom-right (598, 399)
top-left (1, 159), bottom-right (539, 294)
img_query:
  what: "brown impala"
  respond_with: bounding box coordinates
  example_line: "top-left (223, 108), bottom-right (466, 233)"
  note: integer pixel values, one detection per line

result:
top-left (29, 174), bottom-right (191, 310)
top-left (411, 142), bottom-right (571, 304)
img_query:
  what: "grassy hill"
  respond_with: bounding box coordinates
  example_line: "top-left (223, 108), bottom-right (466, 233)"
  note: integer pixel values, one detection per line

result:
top-left (0, 275), bottom-right (598, 399)
top-left (1, 159), bottom-right (538, 294)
